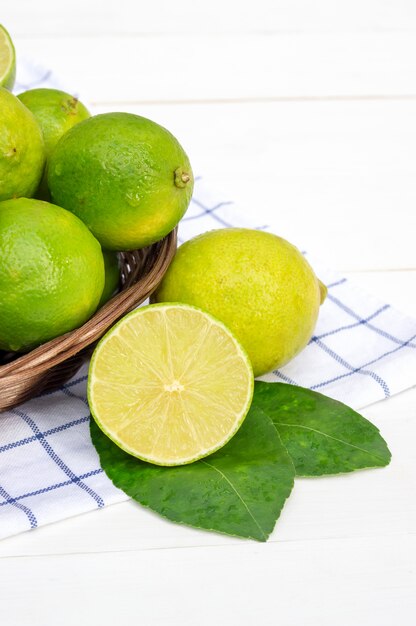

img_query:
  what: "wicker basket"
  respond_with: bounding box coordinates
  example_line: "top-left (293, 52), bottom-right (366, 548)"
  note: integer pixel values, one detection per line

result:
top-left (0, 229), bottom-right (177, 412)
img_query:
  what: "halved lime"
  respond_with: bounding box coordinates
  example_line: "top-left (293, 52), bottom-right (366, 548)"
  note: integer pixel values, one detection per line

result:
top-left (0, 25), bottom-right (16, 90)
top-left (88, 303), bottom-right (254, 466)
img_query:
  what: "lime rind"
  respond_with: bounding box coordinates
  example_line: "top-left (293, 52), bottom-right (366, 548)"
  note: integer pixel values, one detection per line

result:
top-left (47, 112), bottom-right (194, 251)
top-left (0, 198), bottom-right (105, 352)
top-left (88, 303), bottom-right (254, 466)
top-left (0, 89), bottom-right (46, 201)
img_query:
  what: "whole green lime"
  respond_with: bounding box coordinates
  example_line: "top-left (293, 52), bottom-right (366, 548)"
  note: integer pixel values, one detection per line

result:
top-left (0, 198), bottom-right (105, 352)
top-left (154, 228), bottom-right (326, 376)
top-left (17, 88), bottom-right (90, 200)
top-left (0, 88), bottom-right (45, 201)
top-left (98, 250), bottom-right (120, 307)
top-left (48, 112), bottom-right (193, 251)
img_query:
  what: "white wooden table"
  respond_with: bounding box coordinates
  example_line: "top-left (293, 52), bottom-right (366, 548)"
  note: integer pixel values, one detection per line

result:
top-left (1, 2), bottom-right (415, 624)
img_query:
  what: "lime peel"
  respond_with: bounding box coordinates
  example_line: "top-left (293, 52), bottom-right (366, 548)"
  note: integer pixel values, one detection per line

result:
top-left (48, 113), bottom-right (194, 251)
top-left (0, 198), bottom-right (105, 352)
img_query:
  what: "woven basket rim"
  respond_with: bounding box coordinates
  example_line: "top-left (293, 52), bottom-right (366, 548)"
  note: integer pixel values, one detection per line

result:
top-left (0, 228), bottom-right (177, 381)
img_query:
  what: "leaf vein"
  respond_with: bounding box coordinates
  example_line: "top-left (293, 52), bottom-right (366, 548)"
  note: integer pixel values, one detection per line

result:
top-left (273, 422), bottom-right (387, 463)
top-left (201, 460), bottom-right (267, 541)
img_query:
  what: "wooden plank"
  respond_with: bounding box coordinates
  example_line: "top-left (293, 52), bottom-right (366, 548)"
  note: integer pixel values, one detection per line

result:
top-left (0, 533), bottom-right (415, 626)
top-left (4, 0), bottom-right (416, 36)
top-left (12, 32), bottom-right (416, 103)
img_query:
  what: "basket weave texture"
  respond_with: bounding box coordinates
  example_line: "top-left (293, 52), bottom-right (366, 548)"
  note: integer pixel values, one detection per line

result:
top-left (0, 229), bottom-right (177, 412)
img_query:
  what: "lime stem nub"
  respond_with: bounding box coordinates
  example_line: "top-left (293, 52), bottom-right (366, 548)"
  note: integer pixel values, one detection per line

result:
top-left (318, 279), bottom-right (328, 305)
top-left (174, 167), bottom-right (191, 188)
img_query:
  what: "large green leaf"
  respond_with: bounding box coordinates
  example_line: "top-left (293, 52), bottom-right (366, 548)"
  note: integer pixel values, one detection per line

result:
top-left (254, 381), bottom-right (391, 476)
top-left (91, 405), bottom-right (295, 542)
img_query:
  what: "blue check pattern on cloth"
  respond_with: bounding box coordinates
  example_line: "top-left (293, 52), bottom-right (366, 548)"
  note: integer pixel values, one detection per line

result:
top-left (1, 60), bottom-right (415, 540)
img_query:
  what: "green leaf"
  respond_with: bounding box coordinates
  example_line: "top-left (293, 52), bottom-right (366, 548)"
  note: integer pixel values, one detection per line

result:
top-left (254, 381), bottom-right (391, 476)
top-left (90, 405), bottom-right (295, 542)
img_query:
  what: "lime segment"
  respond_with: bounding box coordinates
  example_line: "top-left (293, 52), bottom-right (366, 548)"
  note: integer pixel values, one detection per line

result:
top-left (0, 25), bottom-right (16, 90)
top-left (88, 304), bottom-right (254, 466)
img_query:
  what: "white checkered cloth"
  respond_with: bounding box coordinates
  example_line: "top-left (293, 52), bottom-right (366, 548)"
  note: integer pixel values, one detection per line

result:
top-left (1, 61), bottom-right (415, 540)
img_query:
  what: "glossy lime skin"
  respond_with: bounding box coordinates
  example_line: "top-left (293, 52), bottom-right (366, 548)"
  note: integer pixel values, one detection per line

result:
top-left (0, 88), bottom-right (45, 201)
top-left (0, 198), bottom-right (105, 352)
top-left (17, 88), bottom-right (90, 199)
top-left (18, 89), bottom-right (90, 157)
top-left (48, 113), bottom-right (194, 251)
top-left (154, 228), bottom-right (322, 377)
